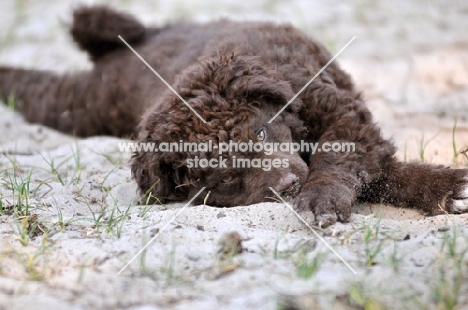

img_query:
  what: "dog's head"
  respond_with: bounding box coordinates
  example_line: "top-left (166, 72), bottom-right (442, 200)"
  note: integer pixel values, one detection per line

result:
top-left (131, 54), bottom-right (309, 206)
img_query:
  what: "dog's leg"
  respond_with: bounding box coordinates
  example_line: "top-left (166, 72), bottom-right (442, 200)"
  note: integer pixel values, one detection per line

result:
top-left (70, 5), bottom-right (147, 61)
top-left (294, 81), bottom-right (468, 226)
top-left (361, 159), bottom-right (468, 215)
top-left (293, 83), bottom-right (397, 227)
top-left (0, 67), bottom-right (140, 137)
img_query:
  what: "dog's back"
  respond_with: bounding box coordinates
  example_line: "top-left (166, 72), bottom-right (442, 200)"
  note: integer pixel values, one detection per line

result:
top-left (0, 5), bottom-right (355, 137)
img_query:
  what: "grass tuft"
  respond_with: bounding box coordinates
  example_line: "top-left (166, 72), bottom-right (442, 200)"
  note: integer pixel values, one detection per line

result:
top-left (296, 249), bottom-right (328, 279)
top-left (419, 131), bottom-right (440, 162)
top-left (361, 219), bottom-right (384, 267)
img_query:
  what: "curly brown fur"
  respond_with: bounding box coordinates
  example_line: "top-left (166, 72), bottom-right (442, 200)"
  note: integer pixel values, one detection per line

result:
top-left (1, 5), bottom-right (467, 227)
top-left (71, 5), bottom-right (148, 61)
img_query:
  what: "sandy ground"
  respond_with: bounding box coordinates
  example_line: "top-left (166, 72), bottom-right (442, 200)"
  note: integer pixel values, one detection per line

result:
top-left (1, 0), bottom-right (468, 309)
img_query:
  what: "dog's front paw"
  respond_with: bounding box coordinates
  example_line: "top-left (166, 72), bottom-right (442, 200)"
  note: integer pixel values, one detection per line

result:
top-left (293, 182), bottom-right (354, 228)
top-left (446, 173), bottom-right (468, 214)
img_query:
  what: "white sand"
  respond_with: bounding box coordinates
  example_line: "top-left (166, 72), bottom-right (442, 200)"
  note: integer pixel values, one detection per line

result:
top-left (1, 0), bottom-right (468, 309)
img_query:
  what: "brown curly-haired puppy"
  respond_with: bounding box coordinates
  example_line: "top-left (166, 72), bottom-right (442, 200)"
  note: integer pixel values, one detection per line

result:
top-left (1, 5), bottom-right (467, 227)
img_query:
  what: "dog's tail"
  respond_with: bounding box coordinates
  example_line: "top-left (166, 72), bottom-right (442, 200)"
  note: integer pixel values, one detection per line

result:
top-left (0, 67), bottom-right (139, 137)
top-left (70, 5), bottom-right (148, 61)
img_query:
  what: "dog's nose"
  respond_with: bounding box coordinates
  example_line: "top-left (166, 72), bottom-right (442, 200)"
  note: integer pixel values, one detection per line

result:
top-left (275, 173), bottom-right (298, 193)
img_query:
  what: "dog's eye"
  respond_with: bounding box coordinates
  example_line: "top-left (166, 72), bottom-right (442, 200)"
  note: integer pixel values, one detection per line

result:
top-left (221, 175), bottom-right (234, 183)
top-left (256, 129), bottom-right (266, 141)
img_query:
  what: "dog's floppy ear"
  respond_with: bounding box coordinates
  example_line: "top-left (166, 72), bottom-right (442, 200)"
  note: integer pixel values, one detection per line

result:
top-left (130, 105), bottom-right (190, 204)
top-left (131, 148), bottom-right (189, 204)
